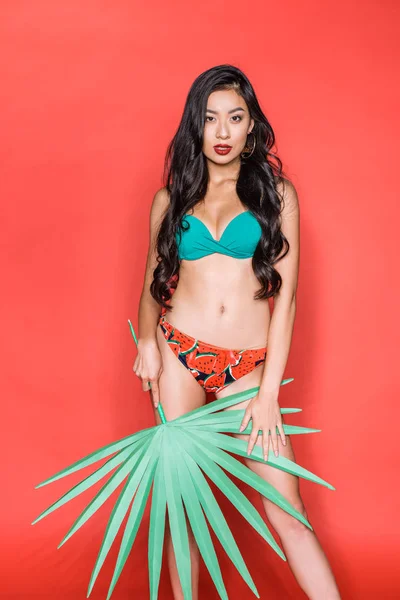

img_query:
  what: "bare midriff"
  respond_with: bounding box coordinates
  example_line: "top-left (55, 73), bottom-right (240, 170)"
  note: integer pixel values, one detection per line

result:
top-left (163, 253), bottom-right (271, 350)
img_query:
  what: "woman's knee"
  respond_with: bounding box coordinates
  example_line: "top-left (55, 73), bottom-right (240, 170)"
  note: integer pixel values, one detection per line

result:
top-left (264, 496), bottom-right (310, 534)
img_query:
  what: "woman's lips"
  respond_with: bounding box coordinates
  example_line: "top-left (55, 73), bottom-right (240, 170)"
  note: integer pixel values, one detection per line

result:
top-left (214, 145), bottom-right (232, 155)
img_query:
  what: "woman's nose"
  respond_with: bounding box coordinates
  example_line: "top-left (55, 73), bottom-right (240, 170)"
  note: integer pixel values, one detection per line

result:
top-left (216, 123), bottom-right (230, 138)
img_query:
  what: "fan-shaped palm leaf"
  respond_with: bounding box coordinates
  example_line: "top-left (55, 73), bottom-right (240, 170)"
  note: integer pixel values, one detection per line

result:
top-left (32, 319), bottom-right (335, 600)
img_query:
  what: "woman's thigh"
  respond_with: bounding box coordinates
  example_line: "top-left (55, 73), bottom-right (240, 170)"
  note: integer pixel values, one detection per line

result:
top-left (153, 322), bottom-right (207, 425)
top-left (214, 364), bottom-right (307, 522)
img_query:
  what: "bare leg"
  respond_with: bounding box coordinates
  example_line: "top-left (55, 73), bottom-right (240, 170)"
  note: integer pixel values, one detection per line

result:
top-left (165, 517), bottom-right (200, 600)
top-left (152, 324), bottom-right (206, 599)
top-left (215, 365), bottom-right (342, 600)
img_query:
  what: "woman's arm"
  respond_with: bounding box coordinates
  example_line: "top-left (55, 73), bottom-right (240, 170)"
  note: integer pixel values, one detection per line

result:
top-left (137, 187), bottom-right (170, 342)
top-left (259, 179), bottom-right (300, 395)
top-left (239, 179), bottom-right (300, 459)
top-left (133, 187), bottom-right (169, 408)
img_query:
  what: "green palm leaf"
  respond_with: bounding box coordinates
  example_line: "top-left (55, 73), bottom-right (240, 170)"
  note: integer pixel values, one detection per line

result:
top-left (178, 429), bottom-right (311, 529)
top-left (171, 433), bottom-right (231, 600)
top-left (148, 447), bottom-right (167, 600)
top-left (86, 428), bottom-right (163, 596)
top-left (32, 434), bottom-right (153, 527)
top-left (34, 427), bottom-right (156, 489)
top-left (171, 385), bottom-right (282, 425)
top-left (185, 430), bottom-right (335, 491)
top-left (181, 408), bottom-right (320, 436)
top-left (174, 428), bottom-right (263, 597)
top-left (176, 428), bottom-right (285, 559)
top-left (30, 320), bottom-right (336, 600)
top-left (102, 435), bottom-right (161, 600)
top-left (157, 428), bottom-right (192, 599)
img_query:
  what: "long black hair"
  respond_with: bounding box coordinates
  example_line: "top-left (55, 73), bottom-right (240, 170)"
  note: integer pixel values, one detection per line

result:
top-left (150, 63), bottom-right (291, 313)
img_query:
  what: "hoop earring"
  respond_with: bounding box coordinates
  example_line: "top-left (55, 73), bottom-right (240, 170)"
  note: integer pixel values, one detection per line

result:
top-left (241, 131), bottom-right (256, 159)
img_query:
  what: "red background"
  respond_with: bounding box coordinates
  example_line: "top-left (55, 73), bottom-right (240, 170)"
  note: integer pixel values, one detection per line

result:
top-left (1, 1), bottom-right (399, 598)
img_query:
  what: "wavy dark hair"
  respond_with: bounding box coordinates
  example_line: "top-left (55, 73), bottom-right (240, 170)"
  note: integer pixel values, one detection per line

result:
top-left (150, 63), bottom-right (291, 312)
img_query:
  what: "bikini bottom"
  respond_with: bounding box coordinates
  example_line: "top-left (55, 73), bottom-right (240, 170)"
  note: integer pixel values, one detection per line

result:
top-left (158, 312), bottom-right (267, 394)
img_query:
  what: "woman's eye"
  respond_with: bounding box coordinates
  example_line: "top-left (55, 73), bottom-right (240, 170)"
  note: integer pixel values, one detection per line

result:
top-left (205, 115), bottom-right (242, 123)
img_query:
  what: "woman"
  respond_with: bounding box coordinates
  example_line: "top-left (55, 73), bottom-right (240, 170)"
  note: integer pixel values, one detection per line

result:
top-left (133, 64), bottom-right (341, 600)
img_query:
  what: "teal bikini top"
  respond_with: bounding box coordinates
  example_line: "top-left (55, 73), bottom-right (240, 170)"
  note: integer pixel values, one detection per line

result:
top-left (176, 210), bottom-right (262, 261)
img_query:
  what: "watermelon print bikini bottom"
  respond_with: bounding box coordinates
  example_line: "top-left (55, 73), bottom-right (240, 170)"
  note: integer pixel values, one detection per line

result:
top-left (158, 312), bottom-right (267, 394)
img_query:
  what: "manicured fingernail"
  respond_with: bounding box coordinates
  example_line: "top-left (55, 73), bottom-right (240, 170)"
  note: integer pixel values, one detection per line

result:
top-left (274, 450), bottom-right (278, 457)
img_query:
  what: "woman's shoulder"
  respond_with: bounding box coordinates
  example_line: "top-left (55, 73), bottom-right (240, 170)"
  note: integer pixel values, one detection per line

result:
top-left (152, 186), bottom-right (170, 207)
top-left (151, 186), bottom-right (171, 220)
top-left (274, 177), bottom-right (299, 215)
top-left (274, 175), bottom-right (297, 195)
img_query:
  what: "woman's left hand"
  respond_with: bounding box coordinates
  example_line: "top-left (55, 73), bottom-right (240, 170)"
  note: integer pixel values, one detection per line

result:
top-left (239, 391), bottom-right (286, 460)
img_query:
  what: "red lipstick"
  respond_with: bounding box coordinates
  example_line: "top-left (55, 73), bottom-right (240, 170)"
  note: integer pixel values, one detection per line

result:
top-left (214, 144), bottom-right (232, 155)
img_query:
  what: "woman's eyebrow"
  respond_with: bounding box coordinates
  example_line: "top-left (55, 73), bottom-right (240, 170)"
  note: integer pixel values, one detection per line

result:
top-left (206, 107), bottom-right (245, 114)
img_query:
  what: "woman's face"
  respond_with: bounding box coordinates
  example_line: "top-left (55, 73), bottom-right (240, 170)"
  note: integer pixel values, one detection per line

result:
top-left (202, 88), bottom-right (254, 164)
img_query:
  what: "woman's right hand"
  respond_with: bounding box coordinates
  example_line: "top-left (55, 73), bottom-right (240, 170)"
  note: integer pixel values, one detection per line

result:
top-left (132, 337), bottom-right (163, 408)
